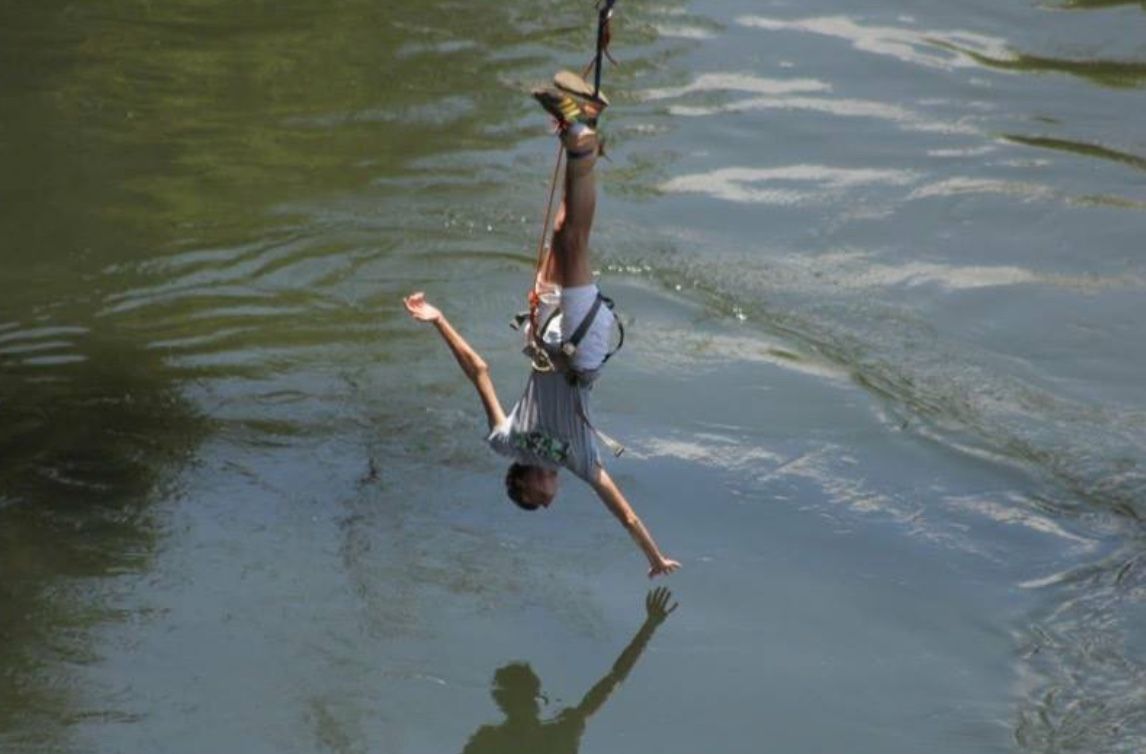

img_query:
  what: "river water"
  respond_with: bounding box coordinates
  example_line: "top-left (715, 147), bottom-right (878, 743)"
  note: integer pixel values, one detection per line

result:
top-left (2, 1), bottom-right (1144, 752)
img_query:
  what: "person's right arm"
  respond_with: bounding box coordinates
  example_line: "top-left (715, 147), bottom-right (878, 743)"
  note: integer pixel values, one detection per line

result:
top-left (403, 292), bottom-right (506, 431)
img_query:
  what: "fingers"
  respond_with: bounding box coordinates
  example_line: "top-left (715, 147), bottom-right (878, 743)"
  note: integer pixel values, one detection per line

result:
top-left (403, 292), bottom-right (432, 320)
top-left (645, 586), bottom-right (680, 618)
top-left (646, 559), bottom-right (681, 579)
top-left (648, 586), bottom-right (670, 610)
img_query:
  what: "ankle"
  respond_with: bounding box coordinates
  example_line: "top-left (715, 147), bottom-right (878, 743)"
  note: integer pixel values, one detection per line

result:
top-left (562, 122), bottom-right (598, 158)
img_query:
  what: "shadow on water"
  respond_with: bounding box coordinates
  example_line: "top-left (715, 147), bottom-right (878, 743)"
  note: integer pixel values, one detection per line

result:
top-left (0, 333), bottom-right (207, 750)
top-left (462, 588), bottom-right (677, 754)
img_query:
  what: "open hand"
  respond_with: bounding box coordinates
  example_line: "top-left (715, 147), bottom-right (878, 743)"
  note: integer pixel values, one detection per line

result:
top-left (648, 557), bottom-right (681, 579)
top-left (403, 292), bottom-right (442, 323)
top-left (645, 586), bottom-right (679, 624)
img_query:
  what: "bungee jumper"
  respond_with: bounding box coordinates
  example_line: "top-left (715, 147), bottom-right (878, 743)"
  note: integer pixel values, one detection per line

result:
top-left (403, 1), bottom-right (679, 578)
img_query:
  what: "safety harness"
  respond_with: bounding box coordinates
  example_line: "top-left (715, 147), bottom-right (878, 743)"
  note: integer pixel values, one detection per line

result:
top-left (531, 291), bottom-right (624, 381)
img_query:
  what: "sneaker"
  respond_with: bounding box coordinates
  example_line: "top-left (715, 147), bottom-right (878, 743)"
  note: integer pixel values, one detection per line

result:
top-left (532, 87), bottom-right (590, 129)
top-left (553, 70), bottom-right (610, 110)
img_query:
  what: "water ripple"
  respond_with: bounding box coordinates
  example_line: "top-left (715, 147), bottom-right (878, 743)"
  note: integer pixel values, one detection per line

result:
top-left (907, 176), bottom-right (1056, 202)
top-left (664, 93), bottom-right (980, 135)
top-left (652, 23), bottom-right (717, 40)
top-left (640, 73), bottom-right (830, 101)
top-left (0, 326), bottom-right (91, 367)
top-left (661, 164), bottom-right (917, 205)
top-left (737, 15), bottom-right (1009, 71)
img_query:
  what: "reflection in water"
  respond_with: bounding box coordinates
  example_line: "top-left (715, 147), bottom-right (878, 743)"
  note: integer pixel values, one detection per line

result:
top-left (1003, 133), bottom-right (1146, 173)
top-left (932, 40), bottom-right (1146, 88)
top-left (0, 333), bottom-right (206, 750)
top-left (1056, 0), bottom-right (1144, 9)
top-left (462, 589), bottom-right (677, 754)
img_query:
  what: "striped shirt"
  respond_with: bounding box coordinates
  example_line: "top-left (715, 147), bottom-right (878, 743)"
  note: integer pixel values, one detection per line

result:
top-left (487, 370), bottom-right (601, 483)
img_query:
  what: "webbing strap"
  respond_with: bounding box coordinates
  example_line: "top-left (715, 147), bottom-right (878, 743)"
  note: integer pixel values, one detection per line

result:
top-left (600, 295), bottom-right (623, 364)
top-left (566, 293), bottom-right (605, 351)
top-left (534, 292), bottom-right (623, 368)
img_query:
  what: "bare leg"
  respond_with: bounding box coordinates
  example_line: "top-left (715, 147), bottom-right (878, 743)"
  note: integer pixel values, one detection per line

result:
top-left (536, 227), bottom-right (560, 290)
top-left (550, 126), bottom-right (598, 288)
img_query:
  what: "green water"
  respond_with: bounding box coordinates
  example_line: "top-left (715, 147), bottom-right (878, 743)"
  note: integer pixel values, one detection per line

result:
top-left (3, 1), bottom-right (1145, 752)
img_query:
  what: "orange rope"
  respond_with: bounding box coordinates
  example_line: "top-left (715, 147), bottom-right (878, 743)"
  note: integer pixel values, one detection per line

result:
top-left (530, 141), bottom-right (565, 310)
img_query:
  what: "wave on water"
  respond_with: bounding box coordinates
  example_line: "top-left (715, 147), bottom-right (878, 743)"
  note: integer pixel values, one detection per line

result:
top-left (633, 238), bottom-right (1146, 521)
top-left (736, 14), bottom-right (1011, 72)
top-left (613, 215), bottom-right (1146, 752)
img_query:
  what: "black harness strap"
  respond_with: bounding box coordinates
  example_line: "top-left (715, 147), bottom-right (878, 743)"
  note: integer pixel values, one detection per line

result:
top-left (536, 292), bottom-right (623, 365)
top-left (563, 293), bottom-right (605, 355)
top-left (600, 294), bottom-right (623, 364)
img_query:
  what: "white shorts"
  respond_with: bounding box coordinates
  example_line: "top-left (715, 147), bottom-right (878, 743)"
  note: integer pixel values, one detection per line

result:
top-left (534, 284), bottom-right (617, 372)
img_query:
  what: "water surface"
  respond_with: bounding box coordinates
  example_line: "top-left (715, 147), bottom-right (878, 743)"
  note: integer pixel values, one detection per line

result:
top-left (2, 0), bottom-right (1145, 752)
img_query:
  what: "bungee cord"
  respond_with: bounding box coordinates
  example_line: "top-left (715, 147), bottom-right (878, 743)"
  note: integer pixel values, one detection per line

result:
top-left (527, 1), bottom-right (619, 345)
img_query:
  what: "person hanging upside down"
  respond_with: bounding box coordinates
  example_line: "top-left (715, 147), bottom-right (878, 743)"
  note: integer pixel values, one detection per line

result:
top-left (403, 72), bottom-right (679, 578)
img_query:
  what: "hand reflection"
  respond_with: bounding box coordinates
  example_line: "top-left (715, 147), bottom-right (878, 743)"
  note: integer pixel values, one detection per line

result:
top-left (462, 589), bottom-right (678, 754)
top-left (645, 586), bottom-right (678, 625)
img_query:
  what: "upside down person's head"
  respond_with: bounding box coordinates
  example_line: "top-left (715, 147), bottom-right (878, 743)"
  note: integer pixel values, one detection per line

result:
top-left (505, 463), bottom-right (559, 510)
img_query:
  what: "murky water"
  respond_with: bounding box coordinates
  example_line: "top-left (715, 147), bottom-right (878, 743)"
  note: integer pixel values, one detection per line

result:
top-left (2, 0), bottom-right (1145, 752)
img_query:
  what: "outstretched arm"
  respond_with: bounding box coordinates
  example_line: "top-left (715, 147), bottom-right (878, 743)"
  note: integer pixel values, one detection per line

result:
top-left (592, 469), bottom-right (680, 578)
top-left (573, 587), bottom-right (678, 719)
top-left (403, 292), bottom-right (506, 431)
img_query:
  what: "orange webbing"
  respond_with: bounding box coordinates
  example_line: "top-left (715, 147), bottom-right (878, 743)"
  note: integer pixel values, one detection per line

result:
top-left (529, 142), bottom-right (566, 333)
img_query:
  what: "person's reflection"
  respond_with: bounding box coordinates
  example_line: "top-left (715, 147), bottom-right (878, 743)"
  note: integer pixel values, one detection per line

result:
top-left (463, 588), bottom-right (678, 754)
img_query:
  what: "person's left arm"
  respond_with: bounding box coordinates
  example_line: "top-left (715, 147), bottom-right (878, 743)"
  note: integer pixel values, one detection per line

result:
top-left (573, 587), bottom-right (677, 719)
top-left (591, 468), bottom-right (680, 578)
top-left (403, 292), bottom-right (506, 431)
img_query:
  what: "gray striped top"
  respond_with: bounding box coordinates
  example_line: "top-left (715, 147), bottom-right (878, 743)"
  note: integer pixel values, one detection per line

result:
top-left (486, 370), bottom-right (601, 483)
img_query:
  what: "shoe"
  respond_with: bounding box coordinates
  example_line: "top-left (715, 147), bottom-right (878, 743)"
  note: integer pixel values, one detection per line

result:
top-left (553, 70), bottom-right (610, 110)
top-left (532, 87), bottom-right (590, 129)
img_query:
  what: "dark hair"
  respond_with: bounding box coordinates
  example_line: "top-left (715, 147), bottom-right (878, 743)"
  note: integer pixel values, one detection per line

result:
top-left (505, 462), bottom-right (541, 511)
top-left (493, 662), bottom-right (541, 693)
